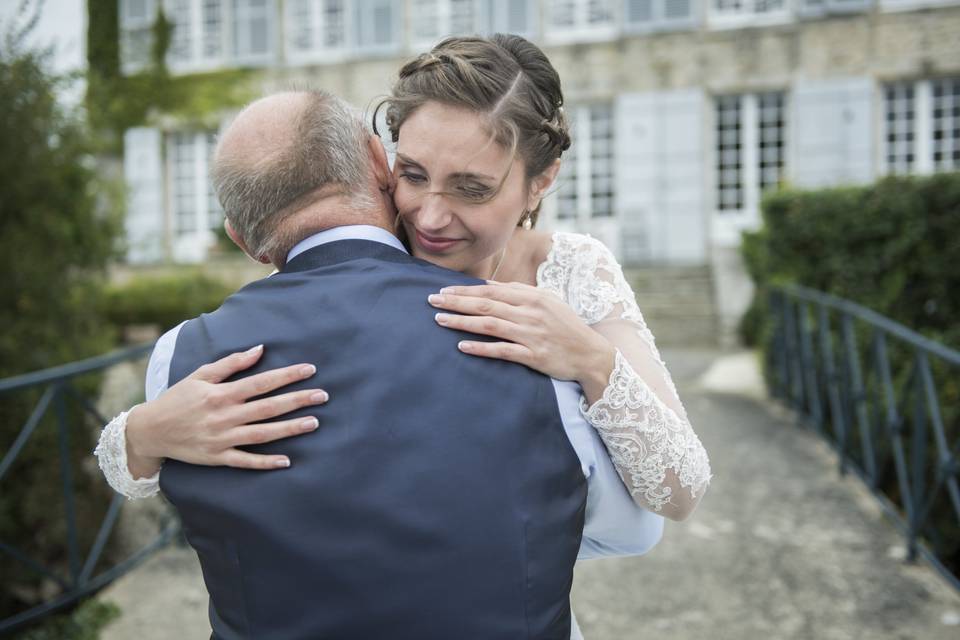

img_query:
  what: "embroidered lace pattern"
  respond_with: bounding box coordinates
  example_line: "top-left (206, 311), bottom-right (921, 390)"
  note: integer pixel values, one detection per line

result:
top-left (536, 232), bottom-right (711, 511)
top-left (94, 409), bottom-right (161, 499)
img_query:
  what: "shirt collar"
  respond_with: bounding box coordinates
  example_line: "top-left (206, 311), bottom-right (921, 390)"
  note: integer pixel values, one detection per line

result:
top-left (285, 225), bottom-right (408, 263)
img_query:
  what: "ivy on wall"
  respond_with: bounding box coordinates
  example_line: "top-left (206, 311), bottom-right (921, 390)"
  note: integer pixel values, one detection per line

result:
top-left (86, 0), bottom-right (256, 151)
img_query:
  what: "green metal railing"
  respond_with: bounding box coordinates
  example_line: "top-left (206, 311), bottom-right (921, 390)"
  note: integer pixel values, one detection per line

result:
top-left (769, 284), bottom-right (960, 591)
top-left (0, 342), bottom-right (181, 635)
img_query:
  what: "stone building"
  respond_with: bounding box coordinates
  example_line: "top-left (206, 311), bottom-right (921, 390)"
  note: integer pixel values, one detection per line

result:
top-left (117, 0), bottom-right (960, 342)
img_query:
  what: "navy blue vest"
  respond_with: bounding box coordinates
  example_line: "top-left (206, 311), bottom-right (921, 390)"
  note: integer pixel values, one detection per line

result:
top-left (159, 240), bottom-right (587, 639)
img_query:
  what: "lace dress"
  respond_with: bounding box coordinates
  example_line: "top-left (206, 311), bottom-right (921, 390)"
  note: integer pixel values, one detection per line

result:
top-left (96, 231), bottom-right (711, 515)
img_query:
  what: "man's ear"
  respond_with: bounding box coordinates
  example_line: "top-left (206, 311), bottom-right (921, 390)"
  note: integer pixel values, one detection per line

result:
top-left (527, 158), bottom-right (561, 212)
top-left (367, 135), bottom-right (396, 193)
top-left (224, 219), bottom-right (270, 264)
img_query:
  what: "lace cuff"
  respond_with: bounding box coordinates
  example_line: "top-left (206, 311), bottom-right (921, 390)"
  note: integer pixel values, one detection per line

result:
top-left (580, 351), bottom-right (712, 512)
top-left (94, 408), bottom-right (161, 500)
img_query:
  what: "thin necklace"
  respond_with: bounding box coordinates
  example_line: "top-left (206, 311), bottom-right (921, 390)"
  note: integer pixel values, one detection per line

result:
top-left (489, 247), bottom-right (507, 281)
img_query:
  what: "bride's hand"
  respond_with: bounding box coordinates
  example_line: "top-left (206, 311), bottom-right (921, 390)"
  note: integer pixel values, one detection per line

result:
top-left (126, 345), bottom-right (329, 475)
top-left (428, 282), bottom-right (617, 398)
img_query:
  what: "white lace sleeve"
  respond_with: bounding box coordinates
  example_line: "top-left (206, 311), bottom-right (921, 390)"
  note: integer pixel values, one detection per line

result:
top-left (94, 409), bottom-right (161, 500)
top-left (537, 233), bottom-right (711, 517)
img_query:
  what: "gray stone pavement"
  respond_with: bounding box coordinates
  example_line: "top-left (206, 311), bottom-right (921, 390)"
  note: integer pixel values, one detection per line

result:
top-left (97, 350), bottom-right (960, 640)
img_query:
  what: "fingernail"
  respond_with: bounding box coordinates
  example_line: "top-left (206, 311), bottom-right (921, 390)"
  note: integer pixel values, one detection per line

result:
top-left (458, 341), bottom-right (472, 352)
top-left (246, 344), bottom-right (264, 355)
top-left (275, 458), bottom-right (290, 468)
top-left (301, 417), bottom-right (319, 430)
top-left (428, 294), bottom-right (443, 304)
top-left (435, 313), bottom-right (449, 325)
top-left (440, 287), bottom-right (453, 294)
top-left (311, 391), bottom-right (329, 403)
top-left (300, 364), bottom-right (317, 376)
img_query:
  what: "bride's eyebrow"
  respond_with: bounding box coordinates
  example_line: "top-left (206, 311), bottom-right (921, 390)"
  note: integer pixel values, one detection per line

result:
top-left (395, 153), bottom-right (425, 170)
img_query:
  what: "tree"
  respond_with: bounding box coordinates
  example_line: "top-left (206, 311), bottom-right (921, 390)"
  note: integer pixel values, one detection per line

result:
top-left (0, 1), bottom-right (122, 623)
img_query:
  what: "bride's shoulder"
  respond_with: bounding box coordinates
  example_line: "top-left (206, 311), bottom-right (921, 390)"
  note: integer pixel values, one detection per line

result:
top-left (530, 230), bottom-right (618, 270)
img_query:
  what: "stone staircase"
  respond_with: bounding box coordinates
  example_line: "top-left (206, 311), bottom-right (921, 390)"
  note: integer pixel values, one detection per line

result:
top-left (623, 265), bottom-right (719, 347)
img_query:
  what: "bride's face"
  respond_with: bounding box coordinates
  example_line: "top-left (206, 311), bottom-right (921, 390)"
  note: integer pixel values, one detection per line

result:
top-left (392, 101), bottom-right (531, 278)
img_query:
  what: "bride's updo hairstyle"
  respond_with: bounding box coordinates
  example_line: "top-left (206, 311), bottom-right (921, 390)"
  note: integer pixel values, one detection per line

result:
top-left (375, 34), bottom-right (571, 227)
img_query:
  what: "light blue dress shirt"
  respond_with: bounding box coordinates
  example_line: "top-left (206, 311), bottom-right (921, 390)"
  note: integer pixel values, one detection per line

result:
top-left (146, 225), bottom-right (664, 560)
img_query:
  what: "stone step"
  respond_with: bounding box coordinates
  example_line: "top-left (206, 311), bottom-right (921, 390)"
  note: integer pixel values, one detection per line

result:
top-left (622, 266), bottom-right (718, 347)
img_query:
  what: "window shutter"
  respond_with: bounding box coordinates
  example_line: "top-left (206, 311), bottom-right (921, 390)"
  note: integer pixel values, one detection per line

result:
top-left (356, 0), bottom-right (398, 51)
top-left (233, 0), bottom-right (274, 61)
top-left (616, 90), bottom-right (706, 265)
top-left (490, 0), bottom-right (532, 35)
top-left (791, 77), bottom-right (875, 187)
top-left (123, 127), bottom-right (165, 264)
top-left (827, 0), bottom-right (872, 12)
top-left (625, 0), bottom-right (655, 24)
top-left (658, 89), bottom-right (706, 264)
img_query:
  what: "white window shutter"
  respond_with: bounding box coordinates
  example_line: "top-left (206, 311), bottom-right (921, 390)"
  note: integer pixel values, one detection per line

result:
top-left (791, 77), bottom-right (875, 188)
top-left (625, 0), bottom-right (655, 24)
top-left (355, 0), bottom-right (398, 51)
top-left (616, 93), bottom-right (658, 264)
top-left (123, 127), bottom-right (165, 264)
top-left (489, 0), bottom-right (532, 35)
top-left (616, 90), bottom-right (706, 265)
top-left (827, 0), bottom-right (872, 11)
top-left (658, 89), bottom-right (706, 264)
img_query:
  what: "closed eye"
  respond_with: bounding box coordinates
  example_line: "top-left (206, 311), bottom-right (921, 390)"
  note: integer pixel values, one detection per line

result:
top-left (400, 171), bottom-right (427, 184)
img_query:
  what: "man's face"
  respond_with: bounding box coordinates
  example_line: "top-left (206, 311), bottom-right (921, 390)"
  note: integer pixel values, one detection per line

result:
top-left (392, 101), bottom-right (530, 278)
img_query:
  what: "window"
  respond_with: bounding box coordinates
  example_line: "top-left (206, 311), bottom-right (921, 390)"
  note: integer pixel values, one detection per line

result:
top-left (715, 95), bottom-right (742, 211)
top-left (120, 0), bottom-right (157, 72)
top-left (932, 78), bottom-right (960, 172)
top-left (355, 0), bottom-right (399, 52)
top-left (883, 83), bottom-right (915, 174)
top-left (169, 132), bottom-right (199, 235)
top-left (557, 138), bottom-right (579, 220)
top-left (168, 132), bottom-right (221, 237)
top-left (546, 0), bottom-right (617, 41)
top-left (286, 0), bottom-right (348, 60)
top-left (121, 1), bottom-right (276, 73)
top-left (486, 0), bottom-right (533, 35)
top-left (624, 0), bottom-right (696, 31)
top-left (709, 0), bottom-right (791, 28)
top-left (883, 77), bottom-right (960, 175)
top-left (233, 0), bottom-right (273, 61)
top-left (590, 105), bottom-right (615, 218)
top-left (715, 91), bottom-right (787, 213)
top-left (202, 0), bottom-right (226, 58)
top-left (556, 104), bottom-right (616, 222)
top-left (408, 1), bottom-right (531, 49)
top-left (757, 92), bottom-right (786, 191)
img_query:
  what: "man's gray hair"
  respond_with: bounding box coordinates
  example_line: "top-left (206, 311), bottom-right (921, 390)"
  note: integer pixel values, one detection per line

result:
top-left (212, 90), bottom-right (373, 261)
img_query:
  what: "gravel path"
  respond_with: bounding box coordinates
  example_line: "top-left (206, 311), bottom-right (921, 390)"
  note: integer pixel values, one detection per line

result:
top-left (97, 350), bottom-right (960, 639)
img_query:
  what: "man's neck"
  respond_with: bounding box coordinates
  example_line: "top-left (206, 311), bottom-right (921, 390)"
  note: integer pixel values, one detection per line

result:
top-left (270, 195), bottom-right (397, 268)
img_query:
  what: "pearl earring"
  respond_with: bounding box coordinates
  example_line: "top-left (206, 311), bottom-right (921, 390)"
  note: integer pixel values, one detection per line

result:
top-left (521, 211), bottom-right (533, 230)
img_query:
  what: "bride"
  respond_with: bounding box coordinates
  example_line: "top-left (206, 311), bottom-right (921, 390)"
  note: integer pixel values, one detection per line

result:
top-left (96, 33), bottom-right (711, 636)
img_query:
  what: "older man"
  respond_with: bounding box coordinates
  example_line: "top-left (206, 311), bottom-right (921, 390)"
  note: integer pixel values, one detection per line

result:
top-left (98, 90), bottom-right (662, 639)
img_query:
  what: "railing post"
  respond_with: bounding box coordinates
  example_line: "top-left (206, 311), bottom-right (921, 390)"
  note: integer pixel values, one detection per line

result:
top-left (54, 382), bottom-right (81, 585)
top-left (840, 314), bottom-right (868, 476)
top-left (818, 303), bottom-right (850, 475)
top-left (798, 300), bottom-right (824, 433)
top-left (784, 297), bottom-right (805, 418)
top-left (907, 353), bottom-right (929, 562)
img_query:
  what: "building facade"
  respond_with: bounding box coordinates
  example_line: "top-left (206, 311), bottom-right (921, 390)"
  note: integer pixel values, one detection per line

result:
top-left (119, 0), bottom-right (960, 267)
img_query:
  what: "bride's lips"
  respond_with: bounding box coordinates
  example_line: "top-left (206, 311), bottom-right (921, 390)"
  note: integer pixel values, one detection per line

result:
top-left (413, 229), bottom-right (464, 253)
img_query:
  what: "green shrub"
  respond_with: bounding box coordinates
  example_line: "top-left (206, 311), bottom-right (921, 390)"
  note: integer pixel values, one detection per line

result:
top-left (741, 172), bottom-right (960, 582)
top-left (0, 13), bottom-right (122, 622)
top-left (101, 272), bottom-right (235, 332)
top-left (742, 173), bottom-right (960, 349)
top-left (15, 599), bottom-right (120, 640)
